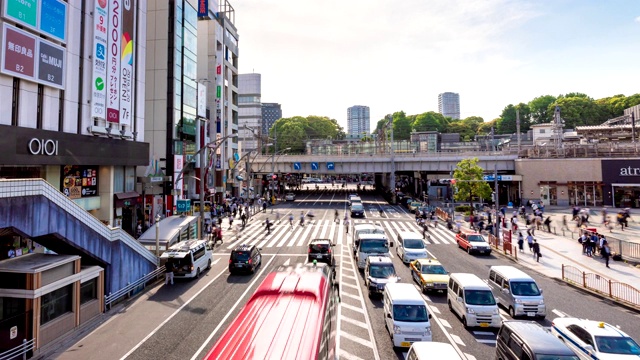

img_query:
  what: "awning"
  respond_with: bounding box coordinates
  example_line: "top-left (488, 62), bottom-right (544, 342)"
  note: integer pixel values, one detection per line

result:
top-left (114, 192), bottom-right (140, 200)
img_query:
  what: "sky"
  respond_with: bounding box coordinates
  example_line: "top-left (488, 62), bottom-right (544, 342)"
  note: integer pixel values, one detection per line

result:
top-left (231, 0), bottom-right (640, 130)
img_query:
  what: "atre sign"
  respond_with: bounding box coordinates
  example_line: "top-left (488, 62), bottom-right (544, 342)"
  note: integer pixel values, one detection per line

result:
top-left (28, 138), bottom-right (59, 155)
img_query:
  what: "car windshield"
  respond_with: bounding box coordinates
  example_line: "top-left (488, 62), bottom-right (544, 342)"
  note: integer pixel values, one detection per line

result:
top-left (535, 356), bottom-right (579, 360)
top-left (352, 204), bottom-right (364, 210)
top-left (370, 265), bottom-right (396, 278)
top-left (595, 336), bottom-right (640, 355)
top-left (231, 251), bottom-right (250, 261)
top-left (310, 243), bottom-right (330, 253)
top-left (510, 281), bottom-right (541, 296)
top-left (464, 290), bottom-right (496, 305)
top-left (468, 235), bottom-right (485, 242)
top-left (404, 239), bottom-right (425, 249)
top-left (421, 264), bottom-right (447, 274)
top-left (393, 305), bottom-right (429, 322)
top-left (360, 240), bottom-right (388, 253)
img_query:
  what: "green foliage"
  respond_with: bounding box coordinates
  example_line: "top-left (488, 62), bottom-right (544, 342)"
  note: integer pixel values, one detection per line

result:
top-left (547, 96), bottom-right (604, 128)
top-left (528, 95), bottom-right (557, 124)
top-left (269, 115), bottom-right (344, 153)
top-left (495, 103), bottom-right (531, 134)
top-left (413, 111), bottom-right (447, 132)
top-left (452, 158), bottom-right (492, 214)
top-left (455, 205), bottom-right (472, 213)
top-left (392, 111), bottom-right (413, 140)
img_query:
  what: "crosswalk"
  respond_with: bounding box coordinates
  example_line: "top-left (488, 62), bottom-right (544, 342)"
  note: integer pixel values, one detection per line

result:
top-left (219, 218), bottom-right (459, 250)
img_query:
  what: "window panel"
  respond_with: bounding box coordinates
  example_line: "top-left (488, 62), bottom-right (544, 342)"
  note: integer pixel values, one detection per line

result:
top-left (80, 279), bottom-right (97, 305)
top-left (40, 284), bottom-right (72, 325)
top-left (114, 166), bottom-right (124, 193)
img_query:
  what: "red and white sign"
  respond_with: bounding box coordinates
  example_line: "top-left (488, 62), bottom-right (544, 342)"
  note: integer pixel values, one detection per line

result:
top-left (106, 0), bottom-right (121, 123)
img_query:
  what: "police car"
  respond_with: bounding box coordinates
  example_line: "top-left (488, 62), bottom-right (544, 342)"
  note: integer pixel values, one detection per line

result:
top-left (551, 317), bottom-right (640, 359)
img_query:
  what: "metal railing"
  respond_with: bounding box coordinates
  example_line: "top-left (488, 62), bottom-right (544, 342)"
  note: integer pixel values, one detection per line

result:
top-left (488, 231), bottom-right (518, 260)
top-left (562, 264), bottom-right (640, 309)
top-left (104, 266), bottom-right (165, 311)
top-left (577, 229), bottom-right (640, 262)
top-left (0, 338), bottom-right (36, 360)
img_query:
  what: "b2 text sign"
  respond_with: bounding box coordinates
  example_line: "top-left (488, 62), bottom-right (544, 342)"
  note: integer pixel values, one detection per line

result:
top-left (37, 40), bottom-right (65, 88)
top-left (1, 24), bottom-right (36, 79)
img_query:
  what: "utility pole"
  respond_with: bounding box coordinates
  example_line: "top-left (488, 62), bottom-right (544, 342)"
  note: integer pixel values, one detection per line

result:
top-left (632, 112), bottom-right (636, 143)
top-left (271, 127), bottom-right (277, 199)
top-left (494, 162), bottom-right (499, 238)
top-left (516, 109), bottom-right (521, 154)
top-left (387, 115), bottom-right (396, 205)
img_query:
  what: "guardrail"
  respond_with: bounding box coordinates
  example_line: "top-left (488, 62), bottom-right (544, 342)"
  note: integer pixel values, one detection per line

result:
top-left (105, 266), bottom-right (165, 311)
top-left (0, 338), bottom-right (36, 360)
top-left (562, 264), bottom-right (640, 310)
top-left (488, 230), bottom-right (518, 260)
top-left (577, 228), bottom-right (640, 263)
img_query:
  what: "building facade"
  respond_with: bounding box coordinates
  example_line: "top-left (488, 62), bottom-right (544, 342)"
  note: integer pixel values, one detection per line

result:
top-left (438, 92), bottom-right (460, 119)
top-left (238, 73), bottom-right (261, 152)
top-left (347, 105), bottom-right (370, 137)
top-left (262, 103), bottom-right (282, 138)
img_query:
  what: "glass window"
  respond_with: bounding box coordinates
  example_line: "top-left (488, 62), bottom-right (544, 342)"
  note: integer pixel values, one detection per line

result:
top-left (403, 239), bottom-right (425, 249)
top-left (510, 281), bottom-right (541, 296)
top-left (359, 240), bottom-right (388, 254)
top-left (183, 57), bottom-right (197, 80)
top-left (114, 166), bottom-right (124, 193)
top-left (369, 265), bottom-right (396, 278)
top-left (392, 304), bottom-right (429, 322)
top-left (463, 290), bottom-right (496, 305)
top-left (183, 28), bottom-right (197, 53)
top-left (184, 3), bottom-right (197, 30)
top-left (125, 166), bottom-right (135, 192)
top-left (594, 336), bottom-right (640, 355)
top-left (421, 264), bottom-right (447, 274)
top-left (183, 84), bottom-right (197, 108)
top-left (0, 297), bottom-right (25, 321)
top-left (80, 279), bottom-right (97, 305)
top-left (508, 337), bottom-right (523, 358)
top-left (41, 284), bottom-right (73, 325)
top-left (193, 247), bottom-right (205, 261)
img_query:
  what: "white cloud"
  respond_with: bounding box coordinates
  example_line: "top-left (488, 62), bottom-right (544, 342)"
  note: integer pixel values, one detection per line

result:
top-left (635, 16), bottom-right (640, 23)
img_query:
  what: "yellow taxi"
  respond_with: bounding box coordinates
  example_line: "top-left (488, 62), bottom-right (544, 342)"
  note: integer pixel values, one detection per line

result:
top-left (409, 258), bottom-right (449, 293)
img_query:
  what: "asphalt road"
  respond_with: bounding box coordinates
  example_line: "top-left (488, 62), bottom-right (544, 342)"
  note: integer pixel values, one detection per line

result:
top-left (58, 183), bottom-right (640, 360)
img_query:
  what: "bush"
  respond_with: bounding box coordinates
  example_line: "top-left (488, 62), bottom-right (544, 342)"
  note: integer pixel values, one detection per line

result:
top-left (455, 205), bottom-right (472, 213)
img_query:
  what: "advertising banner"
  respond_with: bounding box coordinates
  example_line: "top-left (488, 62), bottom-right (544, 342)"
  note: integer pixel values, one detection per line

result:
top-left (1, 23), bottom-right (37, 80)
top-left (197, 82), bottom-right (207, 117)
top-left (174, 155), bottom-right (184, 191)
top-left (39, 0), bottom-right (67, 43)
top-left (37, 39), bottom-right (65, 89)
top-left (91, 0), bottom-right (109, 119)
top-left (61, 165), bottom-right (99, 199)
top-left (118, 0), bottom-right (135, 127)
top-left (3, 0), bottom-right (38, 29)
top-left (106, 0), bottom-right (122, 123)
top-left (197, 0), bottom-right (208, 18)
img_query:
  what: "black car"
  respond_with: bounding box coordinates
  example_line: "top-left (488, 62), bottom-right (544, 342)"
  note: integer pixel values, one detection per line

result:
top-left (350, 203), bottom-right (365, 217)
top-left (229, 244), bottom-right (262, 274)
top-left (307, 239), bottom-right (335, 266)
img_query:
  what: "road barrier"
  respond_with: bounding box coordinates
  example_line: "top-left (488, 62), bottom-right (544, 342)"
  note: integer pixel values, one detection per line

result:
top-left (577, 228), bottom-right (640, 263)
top-left (488, 229), bottom-right (518, 261)
top-left (562, 264), bottom-right (640, 310)
top-left (104, 266), bottom-right (165, 311)
top-left (0, 338), bottom-right (35, 360)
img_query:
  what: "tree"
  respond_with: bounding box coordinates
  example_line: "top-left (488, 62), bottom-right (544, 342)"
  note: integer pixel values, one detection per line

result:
top-left (547, 96), bottom-right (605, 128)
top-left (495, 103), bottom-right (531, 134)
top-left (392, 111), bottom-right (413, 140)
top-left (413, 111), bottom-right (447, 132)
top-left (269, 115), bottom-right (344, 154)
top-left (452, 158), bottom-right (492, 214)
top-left (528, 95), bottom-right (556, 124)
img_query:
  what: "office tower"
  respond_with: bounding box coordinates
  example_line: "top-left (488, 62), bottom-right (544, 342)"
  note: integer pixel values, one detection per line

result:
top-left (438, 92), bottom-right (460, 119)
top-left (238, 74), bottom-right (261, 151)
top-left (261, 103), bottom-right (282, 137)
top-left (347, 105), bottom-right (370, 137)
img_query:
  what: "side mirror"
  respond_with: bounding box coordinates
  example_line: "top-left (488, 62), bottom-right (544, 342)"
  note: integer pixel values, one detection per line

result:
top-left (429, 313), bottom-right (432, 319)
top-left (386, 313), bottom-right (392, 319)
top-left (389, 242), bottom-right (394, 247)
top-left (502, 289), bottom-right (510, 295)
top-left (539, 288), bottom-right (543, 294)
top-left (258, 248), bottom-right (263, 251)
top-left (397, 277), bottom-right (402, 282)
top-left (457, 296), bottom-right (463, 303)
top-left (331, 243), bottom-right (336, 247)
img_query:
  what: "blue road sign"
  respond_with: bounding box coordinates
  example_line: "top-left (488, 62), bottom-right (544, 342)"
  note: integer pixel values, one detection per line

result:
top-left (177, 199), bottom-right (191, 212)
top-left (293, 162), bottom-right (301, 170)
top-left (311, 162), bottom-right (319, 170)
top-left (327, 162), bottom-right (335, 170)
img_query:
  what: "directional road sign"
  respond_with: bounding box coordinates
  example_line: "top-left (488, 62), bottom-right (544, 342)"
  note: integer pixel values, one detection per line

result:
top-left (311, 162), bottom-right (319, 170)
top-left (293, 162), bottom-right (301, 170)
top-left (326, 162), bottom-right (335, 170)
top-left (177, 199), bottom-right (191, 212)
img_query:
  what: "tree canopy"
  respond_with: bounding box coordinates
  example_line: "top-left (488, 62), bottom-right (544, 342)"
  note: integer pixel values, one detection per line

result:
top-left (268, 115), bottom-right (345, 154)
top-left (452, 158), bottom-right (492, 213)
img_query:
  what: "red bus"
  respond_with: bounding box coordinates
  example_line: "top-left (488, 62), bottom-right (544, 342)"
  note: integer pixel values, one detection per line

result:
top-left (204, 263), bottom-right (339, 360)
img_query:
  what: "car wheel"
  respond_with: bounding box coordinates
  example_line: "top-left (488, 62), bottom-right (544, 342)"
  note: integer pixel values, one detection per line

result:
top-left (467, 246), bottom-right (472, 255)
top-left (207, 259), bottom-right (212, 270)
top-left (196, 268), bottom-right (201, 278)
top-left (462, 316), bottom-right (469, 329)
top-left (509, 307), bottom-right (516, 318)
top-left (250, 266), bottom-right (255, 274)
top-left (421, 283), bottom-right (428, 293)
top-left (448, 300), bottom-right (453, 311)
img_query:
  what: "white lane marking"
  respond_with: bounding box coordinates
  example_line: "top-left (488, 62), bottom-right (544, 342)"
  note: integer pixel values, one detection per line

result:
top-left (341, 302), bottom-right (365, 314)
top-left (473, 331), bottom-right (495, 336)
top-left (342, 273), bottom-right (358, 281)
top-left (189, 255), bottom-right (279, 360)
top-left (340, 315), bottom-right (369, 329)
top-left (280, 223), bottom-right (304, 247)
top-left (499, 308), bottom-right (509, 321)
top-left (283, 258), bottom-right (290, 266)
top-left (553, 309), bottom-right (568, 318)
top-left (440, 319), bottom-right (452, 328)
top-left (265, 223), bottom-right (290, 247)
top-left (464, 353), bottom-right (477, 360)
top-left (476, 339), bottom-right (497, 345)
top-left (430, 306), bottom-right (440, 314)
top-left (211, 253), bottom-right (306, 257)
top-left (342, 282), bottom-right (360, 290)
top-left (212, 258), bottom-right (220, 265)
top-left (340, 331), bottom-right (374, 348)
top-left (338, 349), bottom-right (366, 360)
top-left (119, 266), bottom-right (229, 359)
top-left (257, 221), bottom-right (288, 248)
top-left (424, 302), bottom-right (469, 358)
top-left (294, 221), bottom-right (315, 246)
top-left (451, 334), bottom-right (466, 346)
top-left (341, 291), bottom-right (361, 301)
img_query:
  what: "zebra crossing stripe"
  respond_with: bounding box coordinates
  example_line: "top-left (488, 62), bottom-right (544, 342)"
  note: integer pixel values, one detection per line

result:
top-left (257, 222), bottom-right (288, 248)
top-left (293, 222), bottom-right (314, 247)
top-left (300, 221), bottom-right (323, 246)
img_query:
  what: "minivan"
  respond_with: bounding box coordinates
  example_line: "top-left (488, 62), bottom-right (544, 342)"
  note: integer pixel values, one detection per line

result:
top-left (488, 266), bottom-right (546, 319)
top-left (383, 283), bottom-right (432, 348)
top-left (496, 320), bottom-right (579, 360)
top-left (396, 231), bottom-right (429, 264)
top-left (356, 233), bottom-right (392, 269)
top-left (364, 256), bottom-right (399, 297)
top-left (407, 342), bottom-right (463, 360)
top-left (161, 240), bottom-right (212, 278)
top-left (447, 273), bottom-right (501, 328)
top-left (352, 223), bottom-right (386, 257)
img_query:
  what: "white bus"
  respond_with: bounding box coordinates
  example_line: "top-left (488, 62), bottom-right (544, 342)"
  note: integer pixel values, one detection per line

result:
top-left (161, 240), bottom-right (213, 278)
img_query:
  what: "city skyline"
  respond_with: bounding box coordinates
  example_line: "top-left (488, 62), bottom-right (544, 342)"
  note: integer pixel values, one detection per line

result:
top-left (232, 0), bottom-right (640, 130)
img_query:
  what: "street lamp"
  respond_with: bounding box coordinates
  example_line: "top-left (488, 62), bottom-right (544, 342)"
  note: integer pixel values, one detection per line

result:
top-left (155, 213), bottom-right (161, 258)
top-left (387, 115), bottom-right (396, 205)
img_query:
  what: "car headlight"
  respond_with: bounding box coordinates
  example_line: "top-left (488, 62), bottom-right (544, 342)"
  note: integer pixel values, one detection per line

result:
top-left (515, 299), bottom-right (523, 304)
top-left (466, 307), bottom-right (475, 314)
top-left (393, 325), bottom-right (402, 334)
top-left (425, 327), bottom-right (432, 335)
top-left (539, 299), bottom-right (545, 305)
top-left (492, 308), bottom-right (499, 315)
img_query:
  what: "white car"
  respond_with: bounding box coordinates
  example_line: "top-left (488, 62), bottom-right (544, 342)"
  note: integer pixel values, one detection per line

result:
top-left (551, 317), bottom-right (640, 359)
top-left (285, 193), bottom-right (296, 201)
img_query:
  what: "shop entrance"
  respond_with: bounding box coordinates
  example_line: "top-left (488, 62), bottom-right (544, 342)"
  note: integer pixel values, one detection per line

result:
top-left (612, 186), bottom-right (640, 208)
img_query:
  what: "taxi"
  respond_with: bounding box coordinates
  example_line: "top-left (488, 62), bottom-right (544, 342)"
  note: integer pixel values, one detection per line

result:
top-left (456, 229), bottom-right (491, 255)
top-left (409, 258), bottom-right (449, 293)
top-left (551, 317), bottom-right (640, 359)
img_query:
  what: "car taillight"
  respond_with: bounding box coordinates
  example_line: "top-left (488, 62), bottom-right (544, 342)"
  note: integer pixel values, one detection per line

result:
top-left (229, 259), bottom-right (232, 264)
top-left (328, 248), bottom-right (331, 253)
top-left (308, 248), bottom-right (312, 253)
top-left (248, 259), bottom-right (252, 264)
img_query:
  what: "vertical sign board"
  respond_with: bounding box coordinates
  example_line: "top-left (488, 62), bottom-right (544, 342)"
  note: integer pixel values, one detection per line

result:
top-left (106, 0), bottom-right (121, 123)
top-left (119, 0), bottom-right (135, 127)
top-left (91, 0), bottom-right (109, 119)
top-left (39, 0), bottom-right (67, 43)
top-left (197, 82), bottom-right (207, 118)
top-left (197, 0), bottom-right (209, 18)
top-left (1, 23), bottom-right (37, 81)
top-left (37, 39), bottom-right (65, 89)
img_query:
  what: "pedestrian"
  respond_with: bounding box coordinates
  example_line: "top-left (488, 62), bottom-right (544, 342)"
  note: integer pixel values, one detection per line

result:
top-left (527, 233), bottom-right (534, 252)
top-left (299, 211), bottom-right (305, 227)
top-left (241, 212), bottom-right (247, 227)
top-left (262, 201), bottom-right (267, 213)
top-left (164, 261), bottom-right (175, 285)
top-left (265, 218), bottom-right (272, 234)
top-left (544, 216), bottom-right (552, 232)
top-left (136, 220), bottom-right (143, 238)
top-left (216, 226), bottom-right (223, 244)
top-left (532, 239), bottom-right (541, 262)
top-left (334, 209), bottom-right (340, 223)
top-left (517, 232), bottom-right (524, 252)
top-left (344, 216), bottom-right (350, 233)
top-left (289, 213), bottom-right (294, 229)
top-left (602, 241), bottom-right (611, 268)
top-left (561, 215), bottom-right (570, 232)
top-left (228, 214), bottom-right (234, 229)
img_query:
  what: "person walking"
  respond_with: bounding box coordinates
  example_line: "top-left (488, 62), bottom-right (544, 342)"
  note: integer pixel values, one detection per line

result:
top-left (262, 200), bottom-right (267, 213)
top-left (532, 239), bottom-right (541, 262)
top-left (334, 209), bottom-right (340, 223)
top-left (299, 211), bottom-right (305, 227)
top-left (544, 216), bottom-right (552, 232)
top-left (344, 216), bottom-right (350, 233)
top-left (517, 232), bottom-right (524, 252)
top-left (228, 214), bottom-right (234, 230)
top-left (164, 261), bottom-right (175, 285)
top-left (241, 212), bottom-right (247, 227)
top-left (289, 213), bottom-right (294, 229)
top-left (527, 233), bottom-right (534, 252)
top-left (561, 215), bottom-right (570, 232)
top-left (265, 218), bottom-right (272, 235)
top-left (602, 240), bottom-right (611, 268)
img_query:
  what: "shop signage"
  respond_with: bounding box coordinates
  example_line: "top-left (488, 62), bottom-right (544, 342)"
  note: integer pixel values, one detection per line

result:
top-left (197, 0), bottom-right (208, 18)
top-left (37, 40), bottom-right (65, 88)
top-left (10, 326), bottom-right (17, 340)
top-left (61, 165), bottom-right (99, 199)
top-left (3, 0), bottom-right (68, 43)
top-left (28, 138), bottom-right (58, 155)
top-left (90, 0), bottom-right (109, 119)
top-left (602, 160), bottom-right (640, 183)
top-left (106, 0), bottom-right (122, 123)
top-left (118, 0), bottom-right (136, 127)
top-left (4, 0), bottom-right (38, 28)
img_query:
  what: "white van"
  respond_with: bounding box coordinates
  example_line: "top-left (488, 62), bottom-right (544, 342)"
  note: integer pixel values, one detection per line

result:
top-left (447, 273), bottom-right (501, 328)
top-left (488, 266), bottom-right (546, 319)
top-left (161, 240), bottom-right (213, 278)
top-left (396, 231), bottom-right (428, 264)
top-left (356, 233), bottom-right (392, 269)
top-left (383, 283), bottom-right (432, 348)
top-left (406, 342), bottom-right (463, 360)
top-left (352, 223), bottom-right (386, 257)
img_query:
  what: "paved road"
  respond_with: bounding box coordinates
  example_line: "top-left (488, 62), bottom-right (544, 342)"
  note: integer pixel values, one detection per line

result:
top-left (53, 186), bottom-right (640, 360)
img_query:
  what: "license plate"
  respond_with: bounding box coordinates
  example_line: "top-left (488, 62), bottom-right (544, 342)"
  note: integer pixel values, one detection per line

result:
top-left (527, 312), bottom-right (535, 317)
top-left (235, 264), bottom-right (243, 267)
top-left (400, 342), bottom-right (411, 347)
top-left (479, 250), bottom-right (485, 253)
top-left (480, 323), bottom-right (489, 328)
top-left (315, 254), bottom-right (323, 258)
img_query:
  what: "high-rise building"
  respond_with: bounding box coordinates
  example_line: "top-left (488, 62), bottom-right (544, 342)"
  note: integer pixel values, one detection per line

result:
top-left (438, 92), bottom-right (461, 119)
top-left (347, 105), bottom-right (370, 137)
top-left (238, 74), bottom-right (261, 151)
top-left (261, 103), bottom-right (282, 138)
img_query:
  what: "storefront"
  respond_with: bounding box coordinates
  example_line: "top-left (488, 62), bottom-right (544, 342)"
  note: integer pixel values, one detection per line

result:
top-left (602, 159), bottom-right (640, 208)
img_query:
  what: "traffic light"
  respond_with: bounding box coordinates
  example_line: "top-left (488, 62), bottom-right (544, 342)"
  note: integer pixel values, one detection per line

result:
top-left (450, 179), bottom-right (457, 185)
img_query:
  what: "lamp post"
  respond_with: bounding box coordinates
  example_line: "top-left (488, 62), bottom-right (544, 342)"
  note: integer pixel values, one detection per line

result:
top-left (155, 213), bottom-right (161, 258)
top-left (387, 114), bottom-right (396, 205)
